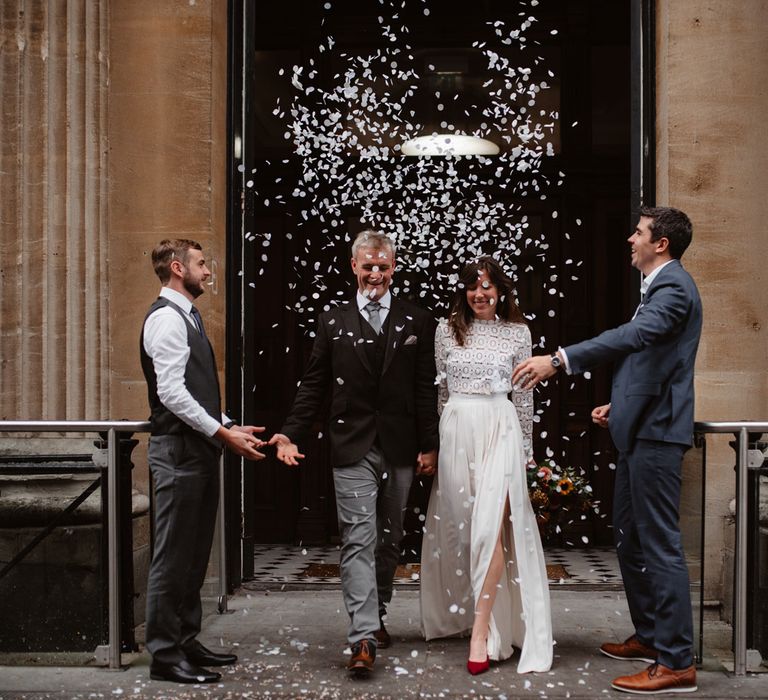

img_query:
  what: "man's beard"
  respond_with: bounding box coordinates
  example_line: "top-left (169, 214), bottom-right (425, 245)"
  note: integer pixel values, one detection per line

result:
top-left (183, 274), bottom-right (205, 299)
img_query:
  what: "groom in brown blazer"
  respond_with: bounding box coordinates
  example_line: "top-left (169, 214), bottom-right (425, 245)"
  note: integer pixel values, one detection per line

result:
top-left (270, 229), bottom-right (439, 677)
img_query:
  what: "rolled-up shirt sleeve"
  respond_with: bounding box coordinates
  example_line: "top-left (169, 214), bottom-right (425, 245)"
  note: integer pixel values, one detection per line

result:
top-left (143, 307), bottom-right (222, 438)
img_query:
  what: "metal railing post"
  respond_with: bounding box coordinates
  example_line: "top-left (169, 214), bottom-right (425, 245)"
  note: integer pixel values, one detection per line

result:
top-left (107, 428), bottom-right (122, 670)
top-left (0, 421), bottom-right (148, 667)
top-left (217, 453), bottom-right (229, 613)
top-left (692, 420), bottom-right (768, 676)
top-left (734, 427), bottom-right (749, 675)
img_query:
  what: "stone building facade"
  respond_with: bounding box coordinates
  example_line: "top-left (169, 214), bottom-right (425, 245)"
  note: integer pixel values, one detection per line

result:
top-left (0, 0), bottom-right (766, 622)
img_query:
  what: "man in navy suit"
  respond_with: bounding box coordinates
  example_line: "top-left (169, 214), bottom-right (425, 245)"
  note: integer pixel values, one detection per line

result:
top-left (513, 207), bottom-right (702, 695)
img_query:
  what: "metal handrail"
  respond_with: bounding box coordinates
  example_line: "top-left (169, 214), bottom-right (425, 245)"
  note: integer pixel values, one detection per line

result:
top-left (694, 420), bottom-right (768, 676)
top-left (0, 420), bottom-right (229, 670)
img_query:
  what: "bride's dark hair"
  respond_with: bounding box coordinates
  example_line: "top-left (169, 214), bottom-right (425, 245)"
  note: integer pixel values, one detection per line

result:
top-left (448, 256), bottom-right (527, 346)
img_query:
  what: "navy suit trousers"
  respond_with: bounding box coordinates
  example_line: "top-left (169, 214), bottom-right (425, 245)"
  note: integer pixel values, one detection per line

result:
top-left (613, 439), bottom-right (694, 669)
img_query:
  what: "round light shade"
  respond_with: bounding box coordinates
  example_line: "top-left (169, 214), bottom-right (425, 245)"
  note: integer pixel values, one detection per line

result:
top-left (401, 134), bottom-right (500, 156)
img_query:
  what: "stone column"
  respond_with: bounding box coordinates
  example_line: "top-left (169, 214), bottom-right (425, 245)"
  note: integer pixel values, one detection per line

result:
top-left (0, 0), bottom-right (110, 421)
top-left (1, 0), bottom-right (229, 650)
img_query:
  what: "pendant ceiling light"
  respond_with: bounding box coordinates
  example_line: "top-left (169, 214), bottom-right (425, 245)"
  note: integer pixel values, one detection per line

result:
top-left (401, 133), bottom-right (500, 156)
top-left (399, 50), bottom-right (500, 157)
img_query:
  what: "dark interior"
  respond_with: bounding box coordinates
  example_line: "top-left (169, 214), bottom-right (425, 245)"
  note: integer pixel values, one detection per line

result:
top-left (235, 0), bottom-right (634, 565)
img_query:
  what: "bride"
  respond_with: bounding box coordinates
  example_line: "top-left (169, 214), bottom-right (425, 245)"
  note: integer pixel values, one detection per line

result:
top-left (420, 256), bottom-right (553, 675)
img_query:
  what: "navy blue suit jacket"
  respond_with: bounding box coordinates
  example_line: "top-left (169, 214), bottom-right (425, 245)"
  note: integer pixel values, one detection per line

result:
top-left (564, 260), bottom-right (702, 452)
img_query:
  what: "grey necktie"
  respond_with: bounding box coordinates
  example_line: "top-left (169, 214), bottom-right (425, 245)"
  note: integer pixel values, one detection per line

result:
top-left (365, 301), bottom-right (382, 334)
top-left (190, 306), bottom-right (207, 339)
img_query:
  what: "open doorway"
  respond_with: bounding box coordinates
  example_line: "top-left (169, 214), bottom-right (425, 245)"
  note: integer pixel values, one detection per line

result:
top-left (227, 0), bottom-right (647, 579)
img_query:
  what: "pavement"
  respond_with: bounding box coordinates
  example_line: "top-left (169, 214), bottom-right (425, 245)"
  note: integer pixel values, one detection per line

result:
top-left (0, 588), bottom-right (766, 699)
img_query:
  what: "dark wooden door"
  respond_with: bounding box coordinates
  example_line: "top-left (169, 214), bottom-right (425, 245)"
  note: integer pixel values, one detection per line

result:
top-left (236, 0), bottom-right (634, 554)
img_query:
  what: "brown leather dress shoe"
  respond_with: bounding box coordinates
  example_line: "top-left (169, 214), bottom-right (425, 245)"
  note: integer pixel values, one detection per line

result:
top-left (347, 639), bottom-right (376, 677)
top-left (600, 635), bottom-right (658, 664)
top-left (374, 620), bottom-right (391, 649)
top-left (612, 663), bottom-right (697, 694)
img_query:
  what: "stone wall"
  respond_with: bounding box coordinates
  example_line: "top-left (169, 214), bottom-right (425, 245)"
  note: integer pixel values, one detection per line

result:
top-left (0, 0), bottom-right (229, 647)
top-left (0, 1), bottom-right (110, 421)
top-left (0, 0), bottom-right (228, 429)
top-left (656, 0), bottom-right (768, 601)
top-left (108, 0), bottom-right (229, 436)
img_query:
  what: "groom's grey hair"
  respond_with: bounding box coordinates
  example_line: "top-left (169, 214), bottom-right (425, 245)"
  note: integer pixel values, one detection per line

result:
top-left (351, 229), bottom-right (396, 259)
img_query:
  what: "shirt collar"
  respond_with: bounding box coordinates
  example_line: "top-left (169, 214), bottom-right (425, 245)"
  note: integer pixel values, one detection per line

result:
top-left (356, 289), bottom-right (391, 311)
top-left (160, 286), bottom-right (194, 313)
top-left (640, 260), bottom-right (674, 296)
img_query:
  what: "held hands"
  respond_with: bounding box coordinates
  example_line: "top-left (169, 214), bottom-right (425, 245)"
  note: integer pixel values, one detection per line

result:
top-left (217, 424), bottom-right (267, 461)
top-left (591, 403), bottom-right (611, 428)
top-left (512, 354), bottom-right (558, 390)
top-left (416, 449), bottom-right (438, 476)
top-left (268, 433), bottom-right (305, 466)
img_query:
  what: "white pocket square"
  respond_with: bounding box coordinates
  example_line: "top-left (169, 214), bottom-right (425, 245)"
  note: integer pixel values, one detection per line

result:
top-left (404, 335), bottom-right (418, 346)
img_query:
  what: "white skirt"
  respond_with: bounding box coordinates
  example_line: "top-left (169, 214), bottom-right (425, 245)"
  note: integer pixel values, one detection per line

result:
top-left (420, 393), bottom-right (553, 673)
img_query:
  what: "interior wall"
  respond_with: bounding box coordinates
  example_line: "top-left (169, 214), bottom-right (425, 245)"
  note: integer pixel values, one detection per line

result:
top-left (656, 0), bottom-right (768, 600)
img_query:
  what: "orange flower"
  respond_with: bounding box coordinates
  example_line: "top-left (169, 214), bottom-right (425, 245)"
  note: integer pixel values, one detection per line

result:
top-left (536, 466), bottom-right (553, 482)
top-left (557, 478), bottom-right (574, 496)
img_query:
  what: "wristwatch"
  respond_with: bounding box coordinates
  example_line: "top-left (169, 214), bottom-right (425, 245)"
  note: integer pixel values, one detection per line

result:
top-left (550, 352), bottom-right (562, 370)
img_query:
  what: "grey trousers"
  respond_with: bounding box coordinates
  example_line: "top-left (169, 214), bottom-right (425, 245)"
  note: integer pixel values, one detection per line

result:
top-left (333, 444), bottom-right (414, 645)
top-left (145, 433), bottom-right (220, 664)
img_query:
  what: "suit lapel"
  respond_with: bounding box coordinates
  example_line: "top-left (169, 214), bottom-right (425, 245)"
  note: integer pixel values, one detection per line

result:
top-left (382, 297), bottom-right (407, 377)
top-left (340, 302), bottom-right (373, 375)
top-left (645, 259), bottom-right (681, 298)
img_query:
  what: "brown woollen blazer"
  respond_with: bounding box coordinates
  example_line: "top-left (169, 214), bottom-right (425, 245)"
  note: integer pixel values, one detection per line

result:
top-left (280, 296), bottom-right (439, 467)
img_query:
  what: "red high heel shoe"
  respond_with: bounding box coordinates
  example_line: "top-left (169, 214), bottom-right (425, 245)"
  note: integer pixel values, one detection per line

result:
top-left (467, 657), bottom-right (490, 675)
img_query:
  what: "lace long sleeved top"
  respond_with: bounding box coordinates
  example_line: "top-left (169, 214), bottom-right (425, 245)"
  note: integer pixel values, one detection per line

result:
top-left (435, 318), bottom-right (534, 462)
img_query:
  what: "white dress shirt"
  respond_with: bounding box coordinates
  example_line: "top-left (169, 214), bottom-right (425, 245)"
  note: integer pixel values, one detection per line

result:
top-left (357, 289), bottom-right (391, 327)
top-left (143, 287), bottom-right (229, 437)
top-left (559, 259), bottom-right (675, 374)
top-left (639, 259), bottom-right (674, 298)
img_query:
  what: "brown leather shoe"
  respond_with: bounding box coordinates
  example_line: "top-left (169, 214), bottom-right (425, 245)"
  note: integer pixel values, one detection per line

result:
top-left (612, 663), bottom-right (697, 694)
top-left (347, 639), bottom-right (376, 677)
top-left (600, 635), bottom-right (658, 664)
top-left (374, 620), bottom-right (391, 649)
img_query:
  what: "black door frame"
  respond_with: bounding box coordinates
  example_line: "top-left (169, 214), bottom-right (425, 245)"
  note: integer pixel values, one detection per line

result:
top-left (223, 0), bottom-right (247, 589)
top-left (224, 0), bottom-right (656, 586)
top-left (631, 0), bottom-right (656, 212)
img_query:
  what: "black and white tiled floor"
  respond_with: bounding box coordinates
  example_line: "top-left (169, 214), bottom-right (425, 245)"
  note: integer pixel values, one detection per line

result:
top-left (247, 544), bottom-right (624, 589)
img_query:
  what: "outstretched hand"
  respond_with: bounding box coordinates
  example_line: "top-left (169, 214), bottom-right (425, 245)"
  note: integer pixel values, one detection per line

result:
top-left (232, 424), bottom-right (267, 446)
top-left (217, 424), bottom-right (266, 461)
top-left (268, 433), bottom-right (305, 466)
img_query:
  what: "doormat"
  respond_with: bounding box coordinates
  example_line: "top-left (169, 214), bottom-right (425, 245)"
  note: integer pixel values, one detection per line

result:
top-left (299, 563), bottom-right (571, 581)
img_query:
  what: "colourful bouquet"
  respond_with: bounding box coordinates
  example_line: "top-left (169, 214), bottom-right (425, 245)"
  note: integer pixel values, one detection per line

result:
top-left (527, 459), bottom-right (600, 543)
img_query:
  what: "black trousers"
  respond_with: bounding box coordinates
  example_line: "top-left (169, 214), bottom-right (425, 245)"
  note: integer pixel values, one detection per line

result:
top-left (145, 433), bottom-right (220, 664)
top-left (614, 439), bottom-right (694, 669)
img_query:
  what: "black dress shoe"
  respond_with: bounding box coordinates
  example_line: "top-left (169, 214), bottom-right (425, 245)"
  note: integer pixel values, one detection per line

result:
top-left (149, 659), bottom-right (221, 684)
top-left (374, 620), bottom-right (391, 649)
top-left (183, 640), bottom-right (238, 667)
